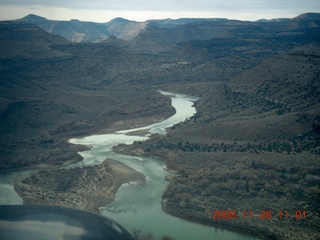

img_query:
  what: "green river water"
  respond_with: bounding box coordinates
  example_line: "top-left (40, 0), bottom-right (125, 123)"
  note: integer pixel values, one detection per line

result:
top-left (0, 91), bottom-right (261, 240)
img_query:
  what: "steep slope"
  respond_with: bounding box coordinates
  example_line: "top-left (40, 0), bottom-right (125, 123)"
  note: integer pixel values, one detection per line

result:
top-left (100, 35), bottom-right (129, 48)
top-left (228, 45), bottom-right (320, 109)
top-left (129, 13), bottom-right (320, 53)
top-left (0, 21), bottom-right (70, 59)
top-left (104, 17), bottom-right (148, 40)
top-left (14, 13), bottom-right (320, 48)
top-left (17, 14), bottom-right (111, 42)
top-left (16, 15), bottom-right (232, 42)
top-left (0, 22), bottom-right (175, 172)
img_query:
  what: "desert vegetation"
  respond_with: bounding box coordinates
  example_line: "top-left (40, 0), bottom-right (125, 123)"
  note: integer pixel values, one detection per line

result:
top-left (14, 159), bottom-right (146, 211)
top-left (1, 13), bottom-right (319, 239)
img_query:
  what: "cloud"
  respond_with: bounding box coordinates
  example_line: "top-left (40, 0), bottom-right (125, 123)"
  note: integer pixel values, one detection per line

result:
top-left (1, 0), bottom-right (319, 11)
top-left (0, 0), bottom-right (319, 22)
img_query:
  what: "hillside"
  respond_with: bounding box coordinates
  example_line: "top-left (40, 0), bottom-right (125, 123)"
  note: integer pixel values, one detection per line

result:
top-left (130, 13), bottom-right (320, 53)
top-left (104, 18), bottom-right (148, 40)
top-left (114, 44), bottom-right (320, 239)
top-left (111, 13), bottom-right (320, 240)
top-left (17, 14), bottom-right (111, 42)
top-left (0, 22), bottom-right (176, 172)
top-left (17, 13), bottom-right (320, 47)
top-left (0, 21), bottom-right (70, 59)
top-left (15, 14), bottom-right (226, 42)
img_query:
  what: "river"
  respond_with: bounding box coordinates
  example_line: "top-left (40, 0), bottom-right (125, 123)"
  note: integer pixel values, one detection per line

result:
top-left (0, 91), bottom-right (260, 240)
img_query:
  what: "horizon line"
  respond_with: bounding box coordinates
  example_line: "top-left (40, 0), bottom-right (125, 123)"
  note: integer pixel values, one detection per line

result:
top-left (1, 11), bottom-right (319, 24)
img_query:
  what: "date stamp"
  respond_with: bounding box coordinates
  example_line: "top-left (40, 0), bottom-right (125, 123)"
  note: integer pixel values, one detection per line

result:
top-left (212, 210), bottom-right (307, 220)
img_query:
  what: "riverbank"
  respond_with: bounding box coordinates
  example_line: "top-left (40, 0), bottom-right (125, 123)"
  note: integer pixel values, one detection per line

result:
top-left (14, 158), bottom-right (146, 212)
top-left (117, 137), bottom-right (320, 240)
top-left (161, 198), bottom-right (271, 240)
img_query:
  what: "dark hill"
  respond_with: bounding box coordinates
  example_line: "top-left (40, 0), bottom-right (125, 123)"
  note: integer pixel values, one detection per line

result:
top-left (20, 14), bottom-right (48, 22)
top-left (14, 13), bottom-right (320, 47)
top-left (131, 15), bottom-right (320, 52)
top-left (129, 13), bottom-right (320, 53)
top-left (101, 35), bottom-right (129, 48)
top-left (0, 22), bottom-right (70, 59)
top-left (0, 22), bottom-right (175, 172)
top-left (228, 45), bottom-right (320, 109)
top-left (294, 12), bottom-right (320, 20)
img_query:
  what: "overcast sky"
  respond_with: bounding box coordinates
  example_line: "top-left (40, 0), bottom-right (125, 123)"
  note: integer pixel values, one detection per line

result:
top-left (0, 0), bottom-right (319, 22)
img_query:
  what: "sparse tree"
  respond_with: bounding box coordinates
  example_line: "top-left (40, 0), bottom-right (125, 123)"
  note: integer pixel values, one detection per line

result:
top-left (132, 229), bottom-right (141, 240)
top-left (161, 236), bottom-right (174, 240)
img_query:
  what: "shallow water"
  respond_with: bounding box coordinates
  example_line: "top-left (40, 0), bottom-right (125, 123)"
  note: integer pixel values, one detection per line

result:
top-left (0, 170), bottom-right (36, 205)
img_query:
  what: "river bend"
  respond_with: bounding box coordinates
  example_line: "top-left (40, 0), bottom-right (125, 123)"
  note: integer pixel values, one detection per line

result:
top-left (0, 91), bottom-right (259, 240)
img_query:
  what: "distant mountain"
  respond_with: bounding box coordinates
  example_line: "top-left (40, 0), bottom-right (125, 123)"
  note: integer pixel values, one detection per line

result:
top-left (17, 14), bottom-right (111, 42)
top-left (257, 13), bottom-right (320, 23)
top-left (100, 35), bottom-right (129, 48)
top-left (294, 12), bottom-right (320, 20)
top-left (12, 13), bottom-right (320, 46)
top-left (14, 15), bottom-right (232, 42)
top-left (146, 18), bottom-right (228, 27)
top-left (104, 18), bottom-right (148, 40)
top-left (256, 18), bottom-right (290, 22)
top-left (104, 18), bottom-right (226, 41)
top-left (19, 14), bottom-right (48, 22)
top-left (129, 12), bottom-right (320, 53)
